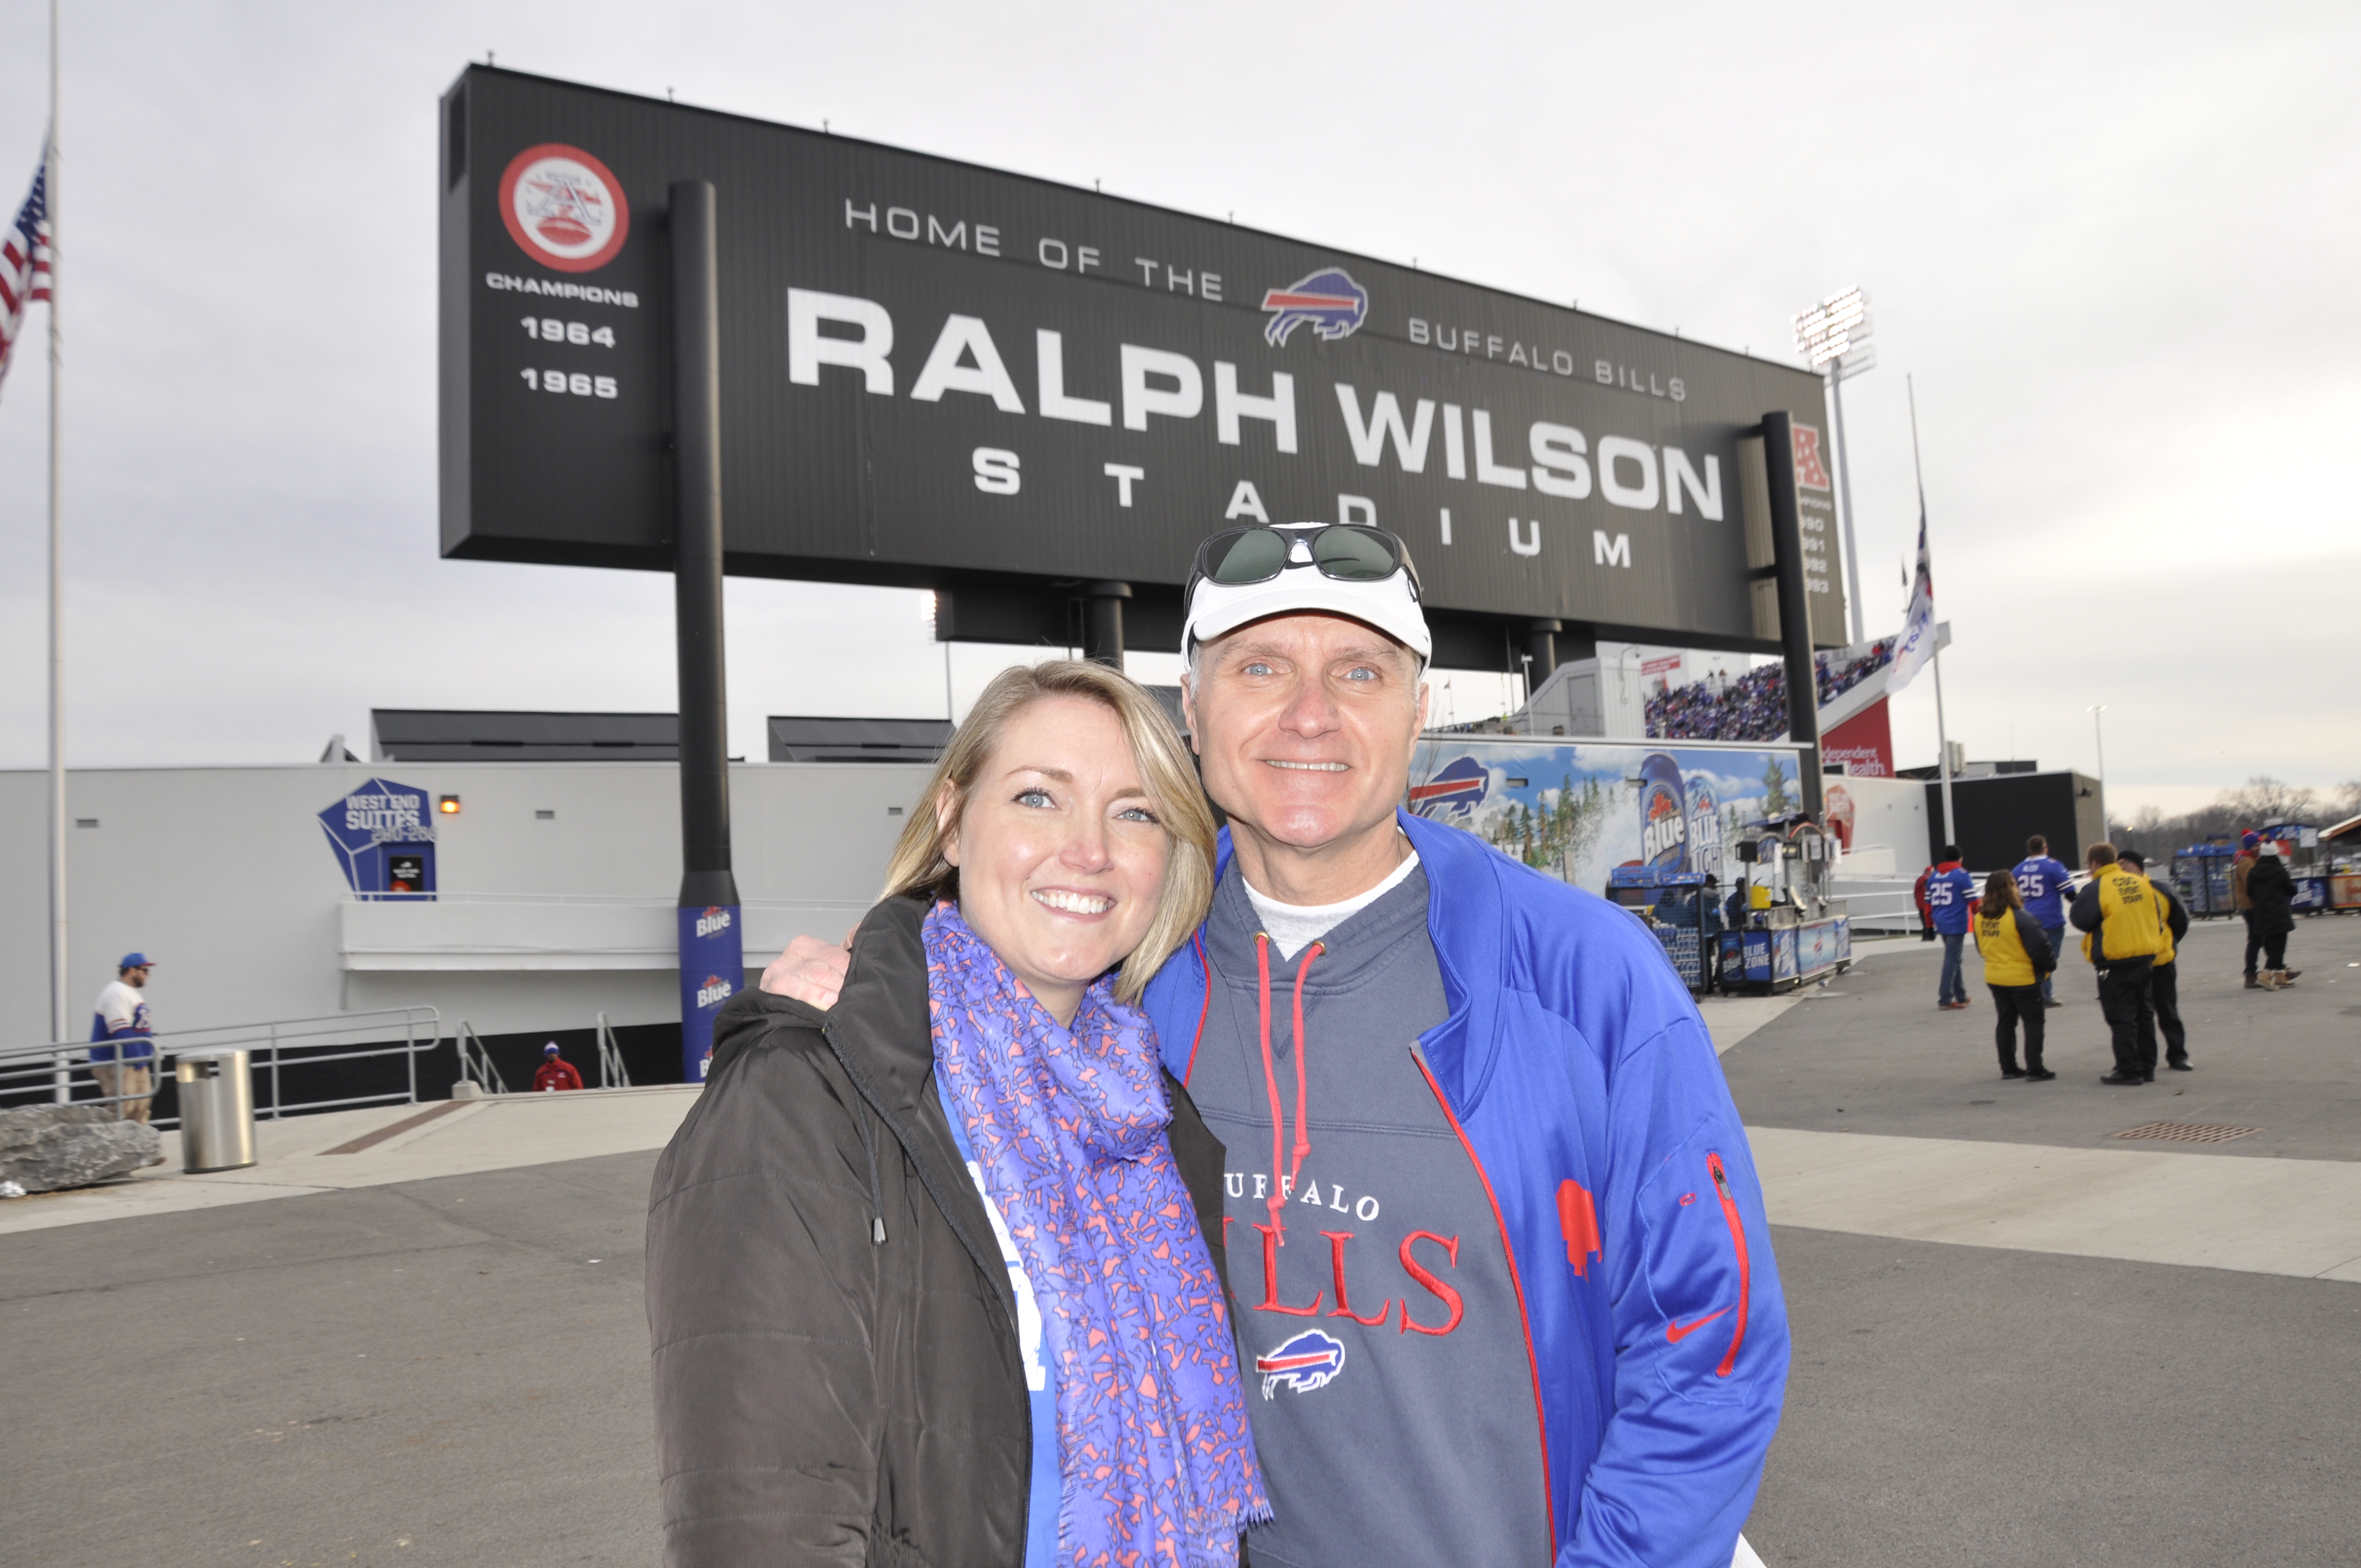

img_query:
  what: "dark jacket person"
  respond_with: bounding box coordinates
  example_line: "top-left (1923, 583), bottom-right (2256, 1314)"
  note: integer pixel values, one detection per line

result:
top-left (646, 661), bottom-right (1268, 1567)
top-left (2244, 845), bottom-right (2300, 988)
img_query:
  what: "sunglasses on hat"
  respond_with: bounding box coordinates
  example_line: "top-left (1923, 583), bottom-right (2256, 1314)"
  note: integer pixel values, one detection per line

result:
top-left (1185, 524), bottom-right (1422, 605)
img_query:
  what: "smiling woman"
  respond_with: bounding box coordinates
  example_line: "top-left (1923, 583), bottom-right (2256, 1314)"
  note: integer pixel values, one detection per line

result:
top-left (647, 660), bottom-right (1264, 1568)
top-left (883, 660), bottom-right (1217, 1012)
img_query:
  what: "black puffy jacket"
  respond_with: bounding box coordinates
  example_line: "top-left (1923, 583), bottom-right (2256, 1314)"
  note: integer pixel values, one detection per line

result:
top-left (645, 895), bottom-right (1234, 1567)
top-left (2246, 853), bottom-right (2297, 934)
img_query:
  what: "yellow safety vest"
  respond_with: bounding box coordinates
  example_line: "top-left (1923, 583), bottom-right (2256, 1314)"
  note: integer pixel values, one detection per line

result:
top-left (2087, 864), bottom-right (2166, 963)
top-left (1973, 908), bottom-right (2040, 988)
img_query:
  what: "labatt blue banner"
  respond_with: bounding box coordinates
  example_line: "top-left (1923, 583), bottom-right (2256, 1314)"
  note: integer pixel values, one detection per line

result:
top-left (677, 902), bottom-right (744, 1083)
top-left (1408, 736), bottom-right (1807, 894)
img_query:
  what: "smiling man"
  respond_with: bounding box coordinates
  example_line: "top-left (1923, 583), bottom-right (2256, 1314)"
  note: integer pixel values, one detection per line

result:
top-left (1150, 523), bottom-right (1786, 1568)
top-left (766, 523), bottom-right (1788, 1567)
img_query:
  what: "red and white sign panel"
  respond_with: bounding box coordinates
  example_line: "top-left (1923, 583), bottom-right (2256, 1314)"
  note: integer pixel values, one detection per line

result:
top-left (499, 144), bottom-right (630, 274)
top-left (1821, 696), bottom-right (1893, 779)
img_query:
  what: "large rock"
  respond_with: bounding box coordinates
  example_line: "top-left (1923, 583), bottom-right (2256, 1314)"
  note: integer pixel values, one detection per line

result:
top-left (0, 1104), bottom-right (165, 1194)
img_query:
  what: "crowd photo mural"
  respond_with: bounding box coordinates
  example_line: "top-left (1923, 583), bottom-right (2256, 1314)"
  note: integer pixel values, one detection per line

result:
top-left (1407, 738), bottom-right (1806, 894)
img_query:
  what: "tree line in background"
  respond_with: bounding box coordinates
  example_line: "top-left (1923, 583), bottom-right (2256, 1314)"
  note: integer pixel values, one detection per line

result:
top-left (1483, 774), bottom-right (1611, 873)
top-left (2115, 776), bottom-right (2361, 857)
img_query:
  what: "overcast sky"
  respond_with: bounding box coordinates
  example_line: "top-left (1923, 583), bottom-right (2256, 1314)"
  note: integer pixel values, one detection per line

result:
top-left (0, 1), bottom-right (2353, 816)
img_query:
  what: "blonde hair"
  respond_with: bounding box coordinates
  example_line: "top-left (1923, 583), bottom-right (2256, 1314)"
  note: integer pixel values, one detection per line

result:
top-left (881, 660), bottom-right (1216, 1004)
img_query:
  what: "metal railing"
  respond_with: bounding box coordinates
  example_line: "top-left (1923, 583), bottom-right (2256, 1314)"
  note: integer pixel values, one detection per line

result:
top-left (454, 1022), bottom-right (508, 1096)
top-left (341, 890), bottom-right (865, 910)
top-left (1829, 878), bottom-right (1925, 934)
top-left (0, 1008), bottom-right (442, 1130)
top-left (595, 1014), bottom-right (632, 1089)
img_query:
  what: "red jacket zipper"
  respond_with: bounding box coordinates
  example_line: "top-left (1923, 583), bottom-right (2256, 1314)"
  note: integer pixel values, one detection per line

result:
top-left (1706, 1152), bottom-right (1750, 1378)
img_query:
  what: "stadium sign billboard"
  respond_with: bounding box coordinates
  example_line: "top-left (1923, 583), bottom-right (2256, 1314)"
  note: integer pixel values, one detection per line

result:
top-left (440, 67), bottom-right (1846, 656)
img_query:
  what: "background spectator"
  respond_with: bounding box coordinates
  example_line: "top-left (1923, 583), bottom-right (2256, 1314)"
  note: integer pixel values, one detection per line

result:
top-left (2011, 835), bottom-right (2077, 1008)
top-left (534, 1042), bottom-right (585, 1092)
top-left (2119, 851), bottom-right (2193, 1071)
top-left (1646, 639), bottom-right (1895, 741)
top-left (1928, 847), bottom-right (1975, 1008)
top-left (1971, 870), bottom-right (2054, 1081)
top-left (2233, 831), bottom-right (2263, 986)
top-left (2243, 840), bottom-right (2301, 990)
top-left (2070, 843), bottom-right (2166, 1085)
top-left (89, 953), bottom-right (158, 1123)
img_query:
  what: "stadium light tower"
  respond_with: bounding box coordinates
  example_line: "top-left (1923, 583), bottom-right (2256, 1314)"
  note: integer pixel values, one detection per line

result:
top-left (1793, 286), bottom-right (1875, 646)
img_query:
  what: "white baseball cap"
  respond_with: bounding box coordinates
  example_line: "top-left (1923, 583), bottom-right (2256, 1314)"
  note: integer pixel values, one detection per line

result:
top-left (1182, 524), bottom-right (1431, 663)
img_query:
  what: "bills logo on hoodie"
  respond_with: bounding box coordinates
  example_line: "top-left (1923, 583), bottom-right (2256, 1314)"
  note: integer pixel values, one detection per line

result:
top-left (1257, 1329), bottom-right (1346, 1397)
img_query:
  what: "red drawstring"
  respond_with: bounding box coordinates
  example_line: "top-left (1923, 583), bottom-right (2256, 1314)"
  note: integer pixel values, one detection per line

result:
top-left (1254, 933), bottom-right (1323, 1243)
top-left (1290, 944), bottom-right (1318, 1182)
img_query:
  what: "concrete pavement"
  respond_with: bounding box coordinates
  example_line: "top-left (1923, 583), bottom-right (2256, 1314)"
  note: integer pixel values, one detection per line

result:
top-left (4, 912), bottom-right (2358, 1565)
top-left (1721, 915), bottom-right (2361, 1283)
top-left (0, 1085), bottom-right (699, 1237)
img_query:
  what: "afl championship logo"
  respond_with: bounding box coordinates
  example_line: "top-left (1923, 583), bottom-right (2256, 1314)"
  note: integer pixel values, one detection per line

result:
top-left (499, 144), bottom-right (630, 273)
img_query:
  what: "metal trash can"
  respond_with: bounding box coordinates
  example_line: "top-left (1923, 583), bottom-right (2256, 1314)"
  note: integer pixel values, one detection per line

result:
top-left (175, 1048), bottom-right (257, 1173)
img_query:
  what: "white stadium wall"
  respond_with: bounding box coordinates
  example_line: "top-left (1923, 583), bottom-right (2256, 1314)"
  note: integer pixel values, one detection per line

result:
top-left (1821, 772), bottom-right (1930, 878)
top-left (0, 761), bottom-right (931, 1046)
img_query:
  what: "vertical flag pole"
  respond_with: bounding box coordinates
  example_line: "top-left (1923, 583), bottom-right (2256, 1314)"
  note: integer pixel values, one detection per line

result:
top-left (47, 0), bottom-right (70, 1094)
top-left (2089, 704), bottom-right (2108, 848)
top-left (1907, 375), bottom-right (1955, 850)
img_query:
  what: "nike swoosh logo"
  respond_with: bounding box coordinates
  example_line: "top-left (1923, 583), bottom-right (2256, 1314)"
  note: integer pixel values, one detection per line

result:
top-left (1666, 1308), bottom-right (1733, 1343)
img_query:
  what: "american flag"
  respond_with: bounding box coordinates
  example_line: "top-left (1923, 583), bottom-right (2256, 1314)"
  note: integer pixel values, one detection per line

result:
top-left (1, 138), bottom-right (53, 394)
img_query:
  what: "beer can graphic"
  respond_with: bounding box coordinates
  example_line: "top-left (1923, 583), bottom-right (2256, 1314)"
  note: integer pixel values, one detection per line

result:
top-left (1637, 753), bottom-right (1689, 871)
top-left (1685, 776), bottom-right (1723, 881)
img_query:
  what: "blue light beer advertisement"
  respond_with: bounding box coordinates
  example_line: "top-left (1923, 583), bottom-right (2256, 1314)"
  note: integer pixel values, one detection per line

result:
top-left (1408, 738), bottom-right (1802, 895)
top-left (677, 902), bottom-right (744, 1082)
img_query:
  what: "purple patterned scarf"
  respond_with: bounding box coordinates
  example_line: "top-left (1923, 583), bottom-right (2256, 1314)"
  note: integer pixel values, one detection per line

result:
top-left (924, 901), bottom-right (1269, 1568)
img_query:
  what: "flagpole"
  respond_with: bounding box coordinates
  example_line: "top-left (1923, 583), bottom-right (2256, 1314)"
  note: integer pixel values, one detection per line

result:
top-left (47, 0), bottom-right (69, 1084)
top-left (1907, 375), bottom-right (1955, 851)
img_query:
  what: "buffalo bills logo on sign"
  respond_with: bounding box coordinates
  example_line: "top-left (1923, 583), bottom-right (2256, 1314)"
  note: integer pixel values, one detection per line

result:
top-left (1261, 269), bottom-right (1368, 346)
top-left (499, 144), bottom-right (630, 274)
top-left (1256, 1329), bottom-right (1346, 1398)
top-left (1407, 755), bottom-right (1487, 819)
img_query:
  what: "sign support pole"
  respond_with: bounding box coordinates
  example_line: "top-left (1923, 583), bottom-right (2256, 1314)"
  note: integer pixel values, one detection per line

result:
top-left (1082, 581), bottom-right (1130, 667)
top-left (669, 179), bottom-right (741, 1083)
top-left (1761, 411), bottom-right (1824, 822)
top-left (1828, 363), bottom-right (1867, 647)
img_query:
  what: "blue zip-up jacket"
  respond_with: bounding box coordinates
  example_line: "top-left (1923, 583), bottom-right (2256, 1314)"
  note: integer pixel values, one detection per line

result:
top-left (1145, 810), bottom-right (1788, 1568)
